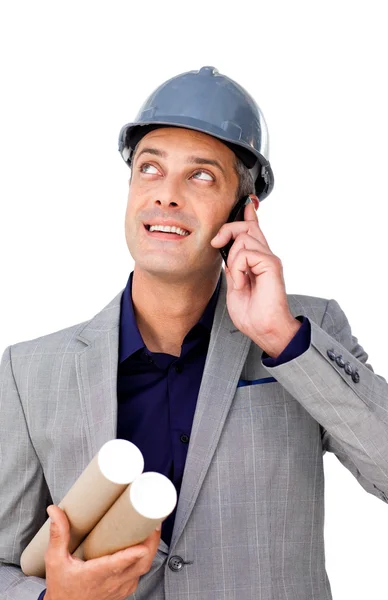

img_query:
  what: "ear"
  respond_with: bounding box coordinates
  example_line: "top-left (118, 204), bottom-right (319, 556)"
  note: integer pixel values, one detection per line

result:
top-left (249, 194), bottom-right (259, 210)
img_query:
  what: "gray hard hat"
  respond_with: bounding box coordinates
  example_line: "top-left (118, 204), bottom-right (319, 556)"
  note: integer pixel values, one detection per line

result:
top-left (118, 66), bottom-right (274, 200)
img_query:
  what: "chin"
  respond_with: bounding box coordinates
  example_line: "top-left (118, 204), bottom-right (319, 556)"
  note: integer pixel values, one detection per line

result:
top-left (135, 255), bottom-right (216, 283)
top-left (134, 255), bottom-right (191, 278)
top-left (128, 239), bottom-right (221, 280)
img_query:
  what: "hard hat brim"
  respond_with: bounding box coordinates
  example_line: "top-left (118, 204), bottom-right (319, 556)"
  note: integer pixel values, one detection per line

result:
top-left (118, 118), bottom-right (274, 200)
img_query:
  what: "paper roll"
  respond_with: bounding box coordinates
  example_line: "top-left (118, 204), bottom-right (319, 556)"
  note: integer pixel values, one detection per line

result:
top-left (21, 439), bottom-right (144, 577)
top-left (73, 472), bottom-right (177, 560)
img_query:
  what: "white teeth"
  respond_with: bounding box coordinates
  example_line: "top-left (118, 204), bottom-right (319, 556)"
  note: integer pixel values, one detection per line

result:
top-left (149, 225), bottom-right (189, 236)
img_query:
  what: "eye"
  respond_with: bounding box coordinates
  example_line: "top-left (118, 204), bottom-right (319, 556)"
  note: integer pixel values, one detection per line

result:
top-left (191, 170), bottom-right (214, 181)
top-left (140, 163), bottom-right (159, 174)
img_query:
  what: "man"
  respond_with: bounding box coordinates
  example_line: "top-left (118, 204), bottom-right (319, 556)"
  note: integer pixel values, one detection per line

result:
top-left (0, 66), bottom-right (387, 600)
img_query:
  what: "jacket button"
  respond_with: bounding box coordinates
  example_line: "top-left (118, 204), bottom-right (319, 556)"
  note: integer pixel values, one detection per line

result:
top-left (352, 370), bottom-right (360, 383)
top-left (344, 362), bottom-right (353, 375)
top-left (327, 349), bottom-right (336, 361)
top-left (335, 355), bottom-right (345, 368)
top-left (168, 556), bottom-right (184, 571)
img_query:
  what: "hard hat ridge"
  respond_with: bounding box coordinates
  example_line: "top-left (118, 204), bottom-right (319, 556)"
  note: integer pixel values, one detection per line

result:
top-left (119, 66), bottom-right (274, 200)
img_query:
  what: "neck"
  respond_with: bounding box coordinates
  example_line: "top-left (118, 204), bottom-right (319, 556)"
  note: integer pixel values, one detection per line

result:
top-left (131, 268), bottom-right (221, 356)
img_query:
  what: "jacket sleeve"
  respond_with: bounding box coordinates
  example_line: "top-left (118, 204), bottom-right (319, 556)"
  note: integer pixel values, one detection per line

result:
top-left (262, 299), bottom-right (388, 503)
top-left (0, 346), bottom-right (50, 599)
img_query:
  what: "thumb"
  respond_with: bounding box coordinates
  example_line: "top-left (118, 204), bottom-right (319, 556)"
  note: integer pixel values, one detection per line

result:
top-left (47, 505), bottom-right (71, 558)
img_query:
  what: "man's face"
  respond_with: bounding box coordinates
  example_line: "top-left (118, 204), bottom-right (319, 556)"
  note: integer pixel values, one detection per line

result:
top-left (125, 127), bottom-right (239, 280)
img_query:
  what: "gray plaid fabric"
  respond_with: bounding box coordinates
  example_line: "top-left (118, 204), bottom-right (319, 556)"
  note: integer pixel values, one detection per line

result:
top-left (1, 272), bottom-right (387, 600)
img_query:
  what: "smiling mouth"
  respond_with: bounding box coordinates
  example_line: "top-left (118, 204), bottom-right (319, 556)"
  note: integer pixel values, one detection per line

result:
top-left (144, 224), bottom-right (191, 237)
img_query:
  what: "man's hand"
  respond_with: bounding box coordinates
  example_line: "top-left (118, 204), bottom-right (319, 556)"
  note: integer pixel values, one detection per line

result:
top-left (44, 505), bottom-right (160, 600)
top-left (211, 198), bottom-right (301, 358)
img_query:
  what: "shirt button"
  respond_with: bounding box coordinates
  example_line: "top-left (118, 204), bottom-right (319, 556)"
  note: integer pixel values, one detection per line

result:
top-left (175, 364), bottom-right (183, 374)
top-left (180, 434), bottom-right (190, 444)
top-left (168, 555), bottom-right (184, 571)
top-left (144, 351), bottom-right (154, 364)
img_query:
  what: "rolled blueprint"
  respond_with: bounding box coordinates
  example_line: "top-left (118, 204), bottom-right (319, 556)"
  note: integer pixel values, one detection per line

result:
top-left (21, 439), bottom-right (144, 577)
top-left (73, 472), bottom-right (177, 560)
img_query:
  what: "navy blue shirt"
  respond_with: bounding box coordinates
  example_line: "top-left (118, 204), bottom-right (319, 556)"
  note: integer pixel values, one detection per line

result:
top-left (117, 273), bottom-right (221, 545)
top-left (36, 276), bottom-right (310, 600)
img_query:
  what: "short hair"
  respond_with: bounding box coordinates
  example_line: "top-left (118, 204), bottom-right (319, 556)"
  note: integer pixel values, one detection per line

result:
top-left (130, 142), bottom-right (255, 202)
top-left (233, 155), bottom-right (255, 201)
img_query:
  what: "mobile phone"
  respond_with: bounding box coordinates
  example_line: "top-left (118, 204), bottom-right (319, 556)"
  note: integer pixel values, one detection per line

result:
top-left (219, 195), bottom-right (251, 263)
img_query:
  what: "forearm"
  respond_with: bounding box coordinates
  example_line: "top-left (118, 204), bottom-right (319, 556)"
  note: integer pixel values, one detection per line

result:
top-left (262, 307), bottom-right (388, 498)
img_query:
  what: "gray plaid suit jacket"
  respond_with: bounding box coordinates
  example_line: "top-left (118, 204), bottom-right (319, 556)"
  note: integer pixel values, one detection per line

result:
top-left (1, 273), bottom-right (388, 600)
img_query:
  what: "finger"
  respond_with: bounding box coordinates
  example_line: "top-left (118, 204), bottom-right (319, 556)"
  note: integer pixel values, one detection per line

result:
top-left (46, 505), bottom-right (71, 559)
top-left (228, 249), bottom-right (272, 291)
top-left (227, 260), bottom-right (249, 291)
top-left (130, 528), bottom-right (161, 575)
top-left (211, 221), bottom-right (254, 247)
top-left (225, 264), bottom-right (244, 295)
top-left (227, 232), bottom-right (271, 269)
top-left (141, 527), bottom-right (161, 557)
top-left (226, 249), bottom-right (253, 291)
top-left (243, 198), bottom-right (259, 223)
top-left (244, 201), bottom-right (271, 249)
top-left (248, 194), bottom-right (260, 212)
top-left (107, 528), bottom-right (161, 572)
top-left (211, 218), bottom-right (270, 252)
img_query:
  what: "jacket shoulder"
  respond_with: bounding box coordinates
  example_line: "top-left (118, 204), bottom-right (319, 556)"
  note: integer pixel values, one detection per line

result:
top-left (9, 320), bottom-right (89, 358)
top-left (9, 290), bottom-right (123, 357)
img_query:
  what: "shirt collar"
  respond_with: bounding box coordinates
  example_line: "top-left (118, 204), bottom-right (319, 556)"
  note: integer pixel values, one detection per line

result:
top-left (119, 272), bottom-right (221, 364)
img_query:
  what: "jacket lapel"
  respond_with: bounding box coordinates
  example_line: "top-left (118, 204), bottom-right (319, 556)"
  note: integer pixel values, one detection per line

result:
top-left (75, 291), bottom-right (123, 460)
top-left (73, 276), bottom-right (252, 550)
top-left (171, 273), bottom-right (252, 549)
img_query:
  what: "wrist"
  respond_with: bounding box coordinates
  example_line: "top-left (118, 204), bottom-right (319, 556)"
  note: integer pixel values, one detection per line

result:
top-left (258, 318), bottom-right (302, 358)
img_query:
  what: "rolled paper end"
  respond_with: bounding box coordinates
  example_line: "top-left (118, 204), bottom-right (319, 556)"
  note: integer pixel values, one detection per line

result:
top-left (98, 439), bottom-right (144, 484)
top-left (73, 473), bottom-right (177, 560)
top-left (21, 440), bottom-right (144, 577)
top-left (20, 550), bottom-right (28, 575)
top-left (20, 549), bottom-right (45, 578)
top-left (20, 518), bottom-right (51, 577)
top-left (130, 472), bottom-right (177, 520)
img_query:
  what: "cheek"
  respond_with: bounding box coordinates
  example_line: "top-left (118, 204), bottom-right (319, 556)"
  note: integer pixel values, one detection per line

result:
top-left (125, 189), bottom-right (142, 225)
top-left (130, 175), bottom-right (159, 198)
top-left (191, 205), bottom-right (228, 252)
top-left (124, 197), bottom-right (141, 246)
top-left (124, 201), bottom-right (133, 231)
top-left (202, 203), bottom-right (231, 237)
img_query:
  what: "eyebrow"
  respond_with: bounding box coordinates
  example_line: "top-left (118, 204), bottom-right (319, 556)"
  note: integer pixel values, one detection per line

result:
top-left (136, 148), bottom-right (167, 160)
top-left (135, 147), bottom-right (226, 176)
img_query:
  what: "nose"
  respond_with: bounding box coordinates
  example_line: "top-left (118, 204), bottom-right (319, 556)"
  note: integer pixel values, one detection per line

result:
top-left (154, 198), bottom-right (178, 209)
top-left (153, 175), bottom-right (186, 210)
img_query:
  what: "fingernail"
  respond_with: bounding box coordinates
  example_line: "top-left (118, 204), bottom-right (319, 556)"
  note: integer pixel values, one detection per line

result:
top-left (155, 524), bottom-right (161, 532)
top-left (47, 506), bottom-right (55, 524)
top-left (244, 196), bottom-right (253, 205)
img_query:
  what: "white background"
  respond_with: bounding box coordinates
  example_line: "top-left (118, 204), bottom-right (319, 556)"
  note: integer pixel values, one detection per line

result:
top-left (1, 1), bottom-right (387, 597)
